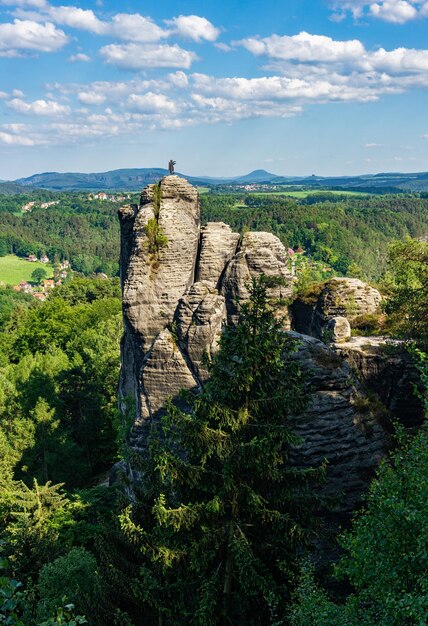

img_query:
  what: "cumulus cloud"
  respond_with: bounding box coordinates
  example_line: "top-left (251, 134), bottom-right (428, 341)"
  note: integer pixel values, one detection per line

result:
top-left (3, 3), bottom-right (219, 45)
top-left (370, 0), bottom-right (418, 22)
top-left (108, 13), bottom-right (168, 42)
top-left (237, 32), bottom-right (428, 77)
top-left (0, 19), bottom-right (68, 55)
top-left (128, 92), bottom-right (177, 113)
top-left (0, 0), bottom-right (47, 7)
top-left (47, 5), bottom-right (105, 33)
top-left (100, 42), bottom-right (197, 70)
top-left (190, 73), bottom-right (380, 103)
top-left (68, 52), bottom-right (91, 62)
top-left (0, 131), bottom-right (36, 145)
top-left (165, 15), bottom-right (220, 42)
top-left (77, 92), bottom-right (106, 105)
top-left (329, 0), bottom-right (428, 22)
top-left (237, 32), bottom-right (365, 63)
top-left (7, 97), bottom-right (70, 115)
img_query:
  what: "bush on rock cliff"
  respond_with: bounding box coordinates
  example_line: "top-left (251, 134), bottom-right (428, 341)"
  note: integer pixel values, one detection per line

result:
top-left (120, 276), bottom-right (326, 626)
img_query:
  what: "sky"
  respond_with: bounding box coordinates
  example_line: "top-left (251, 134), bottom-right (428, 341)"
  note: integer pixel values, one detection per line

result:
top-left (0, 0), bottom-right (427, 179)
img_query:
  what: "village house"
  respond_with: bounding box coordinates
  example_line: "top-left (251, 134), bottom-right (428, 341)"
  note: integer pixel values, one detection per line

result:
top-left (17, 281), bottom-right (33, 293)
top-left (26, 254), bottom-right (37, 262)
top-left (33, 292), bottom-right (46, 301)
top-left (40, 255), bottom-right (50, 264)
top-left (43, 279), bottom-right (55, 290)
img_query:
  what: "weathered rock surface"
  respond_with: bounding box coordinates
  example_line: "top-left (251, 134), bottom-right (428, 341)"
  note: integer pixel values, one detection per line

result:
top-left (333, 337), bottom-right (424, 428)
top-left (292, 277), bottom-right (382, 339)
top-left (327, 316), bottom-right (351, 343)
top-left (119, 176), bottom-right (294, 423)
top-left (196, 222), bottom-right (240, 287)
top-left (221, 231), bottom-right (293, 326)
top-left (287, 333), bottom-right (387, 509)
top-left (139, 329), bottom-right (198, 420)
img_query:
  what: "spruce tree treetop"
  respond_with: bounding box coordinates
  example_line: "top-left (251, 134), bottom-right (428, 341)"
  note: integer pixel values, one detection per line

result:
top-left (121, 275), bottom-right (326, 626)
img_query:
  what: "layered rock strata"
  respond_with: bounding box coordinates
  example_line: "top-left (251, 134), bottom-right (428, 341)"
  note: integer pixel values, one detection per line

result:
top-left (118, 176), bottom-right (421, 508)
top-left (119, 176), bottom-right (294, 424)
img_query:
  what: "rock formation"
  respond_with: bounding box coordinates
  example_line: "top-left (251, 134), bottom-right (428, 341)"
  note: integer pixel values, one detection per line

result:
top-left (119, 175), bottom-right (294, 424)
top-left (291, 277), bottom-right (382, 340)
top-left (118, 176), bottom-right (423, 508)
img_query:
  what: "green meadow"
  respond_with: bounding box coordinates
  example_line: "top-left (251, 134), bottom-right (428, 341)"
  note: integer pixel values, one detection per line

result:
top-left (0, 255), bottom-right (54, 286)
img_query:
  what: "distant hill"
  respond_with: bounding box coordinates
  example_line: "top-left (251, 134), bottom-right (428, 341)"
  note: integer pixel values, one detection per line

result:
top-left (13, 168), bottom-right (282, 190)
top-left (0, 181), bottom-right (28, 195)
top-left (5, 167), bottom-right (428, 192)
top-left (15, 168), bottom-right (171, 191)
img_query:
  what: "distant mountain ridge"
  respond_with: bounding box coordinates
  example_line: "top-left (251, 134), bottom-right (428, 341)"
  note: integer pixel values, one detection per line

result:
top-left (3, 167), bottom-right (428, 192)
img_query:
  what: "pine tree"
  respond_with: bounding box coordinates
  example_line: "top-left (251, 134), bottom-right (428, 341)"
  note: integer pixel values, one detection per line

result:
top-left (122, 276), bottom-right (326, 625)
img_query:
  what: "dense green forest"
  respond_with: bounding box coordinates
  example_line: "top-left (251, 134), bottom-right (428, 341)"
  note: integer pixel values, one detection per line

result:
top-left (0, 190), bottom-right (427, 624)
top-left (0, 192), bottom-right (138, 276)
top-left (1, 191), bottom-right (428, 280)
top-left (201, 193), bottom-right (428, 277)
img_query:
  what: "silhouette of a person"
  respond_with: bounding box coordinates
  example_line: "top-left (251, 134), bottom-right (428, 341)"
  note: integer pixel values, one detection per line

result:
top-left (168, 160), bottom-right (176, 175)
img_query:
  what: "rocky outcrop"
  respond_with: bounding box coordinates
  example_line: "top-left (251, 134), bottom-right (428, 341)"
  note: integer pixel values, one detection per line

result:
top-left (119, 176), bottom-right (294, 425)
top-left (221, 232), bottom-right (294, 326)
top-left (287, 333), bottom-right (387, 509)
top-left (292, 277), bottom-right (382, 339)
top-left (118, 176), bottom-right (422, 509)
top-left (333, 337), bottom-right (424, 428)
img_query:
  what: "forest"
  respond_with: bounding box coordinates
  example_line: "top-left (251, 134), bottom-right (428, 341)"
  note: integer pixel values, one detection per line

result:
top-left (0, 189), bottom-right (427, 625)
top-left (1, 190), bottom-right (428, 280)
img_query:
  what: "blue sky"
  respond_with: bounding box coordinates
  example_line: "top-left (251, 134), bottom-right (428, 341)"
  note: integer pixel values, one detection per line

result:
top-left (0, 0), bottom-right (427, 178)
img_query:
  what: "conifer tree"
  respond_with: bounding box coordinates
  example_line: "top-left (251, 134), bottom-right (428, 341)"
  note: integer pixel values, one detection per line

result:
top-left (122, 276), bottom-right (325, 626)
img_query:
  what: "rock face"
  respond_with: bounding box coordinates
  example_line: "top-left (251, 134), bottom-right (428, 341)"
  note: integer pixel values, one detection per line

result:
top-left (119, 176), bottom-right (294, 425)
top-left (292, 277), bottom-right (382, 339)
top-left (286, 333), bottom-right (387, 509)
top-left (118, 176), bottom-right (422, 509)
top-left (333, 337), bottom-right (424, 428)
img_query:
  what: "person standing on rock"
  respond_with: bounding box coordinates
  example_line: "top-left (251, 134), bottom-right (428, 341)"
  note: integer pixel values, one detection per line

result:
top-left (168, 160), bottom-right (176, 175)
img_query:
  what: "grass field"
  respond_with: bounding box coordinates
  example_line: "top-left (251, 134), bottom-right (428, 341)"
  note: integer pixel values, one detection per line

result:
top-left (0, 255), bottom-right (53, 286)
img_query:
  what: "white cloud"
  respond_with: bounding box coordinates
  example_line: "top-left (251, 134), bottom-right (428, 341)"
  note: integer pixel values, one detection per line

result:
top-left (329, 0), bottom-right (428, 22)
top-left (365, 142), bottom-right (384, 147)
top-left (77, 92), bottom-right (106, 105)
top-left (191, 73), bottom-right (381, 103)
top-left (128, 92), bottom-right (177, 113)
top-left (215, 42), bottom-right (232, 52)
top-left (47, 6), bottom-right (105, 33)
top-left (165, 15), bottom-right (220, 42)
top-left (237, 32), bottom-right (365, 63)
top-left (7, 97), bottom-right (70, 115)
top-left (0, 0), bottom-right (47, 7)
top-left (0, 130), bottom-right (36, 145)
top-left (0, 19), bottom-right (68, 55)
top-left (109, 13), bottom-right (168, 42)
top-left (370, 0), bottom-right (418, 22)
top-left (68, 52), bottom-right (91, 62)
top-left (238, 32), bottom-right (428, 80)
top-left (100, 42), bottom-right (197, 70)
